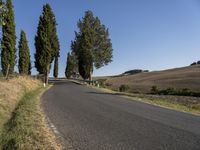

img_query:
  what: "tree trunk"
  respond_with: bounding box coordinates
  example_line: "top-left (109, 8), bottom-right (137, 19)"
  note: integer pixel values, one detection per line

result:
top-left (44, 64), bottom-right (50, 86)
top-left (89, 71), bottom-right (92, 85)
top-left (5, 64), bottom-right (10, 80)
top-left (46, 64), bottom-right (50, 85)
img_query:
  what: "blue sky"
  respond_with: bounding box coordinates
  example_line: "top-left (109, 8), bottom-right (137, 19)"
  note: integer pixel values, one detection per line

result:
top-left (12, 0), bottom-right (200, 77)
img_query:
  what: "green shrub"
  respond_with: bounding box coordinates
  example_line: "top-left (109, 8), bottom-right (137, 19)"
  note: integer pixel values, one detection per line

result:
top-left (178, 88), bottom-right (192, 96)
top-left (150, 86), bottom-right (200, 97)
top-left (119, 84), bottom-right (130, 92)
top-left (151, 85), bottom-right (159, 94)
top-left (159, 87), bottom-right (175, 95)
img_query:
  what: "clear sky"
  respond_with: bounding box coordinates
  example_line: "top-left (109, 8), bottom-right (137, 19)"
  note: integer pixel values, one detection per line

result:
top-left (12, 0), bottom-right (200, 77)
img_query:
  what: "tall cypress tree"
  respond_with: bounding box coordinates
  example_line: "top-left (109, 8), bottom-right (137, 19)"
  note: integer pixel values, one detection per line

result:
top-left (46, 4), bottom-right (60, 78)
top-left (35, 4), bottom-right (59, 84)
top-left (18, 30), bottom-right (30, 75)
top-left (1, 0), bottom-right (16, 78)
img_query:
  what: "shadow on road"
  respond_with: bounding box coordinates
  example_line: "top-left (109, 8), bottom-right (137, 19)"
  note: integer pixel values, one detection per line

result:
top-left (87, 91), bottom-right (123, 96)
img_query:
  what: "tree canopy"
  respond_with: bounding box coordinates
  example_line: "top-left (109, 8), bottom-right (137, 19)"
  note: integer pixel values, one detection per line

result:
top-left (72, 10), bottom-right (113, 80)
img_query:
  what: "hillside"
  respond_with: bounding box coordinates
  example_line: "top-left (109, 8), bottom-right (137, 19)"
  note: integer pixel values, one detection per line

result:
top-left (105, 65), bottom-right (200, 93)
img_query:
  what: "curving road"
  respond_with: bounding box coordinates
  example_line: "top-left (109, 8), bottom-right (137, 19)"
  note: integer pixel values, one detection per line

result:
top-left (42, 80), bottom-right (200, 150)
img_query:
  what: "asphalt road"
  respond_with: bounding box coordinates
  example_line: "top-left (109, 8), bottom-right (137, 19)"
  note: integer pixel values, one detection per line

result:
top-left (42, 80), bottom-right (200, 150)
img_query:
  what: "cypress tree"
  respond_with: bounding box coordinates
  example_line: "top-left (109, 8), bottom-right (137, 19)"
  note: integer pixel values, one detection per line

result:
top-left (53, 56), bottom-right (58, 78)
top-left (18, 30), bottom-right (30, 75)
top-left (73, 10), bottom-right (113, 81)
top-left (78, 33), bottom-right (93, 80)
top-left (46, 4), bottom-right (60, 78)
top-left (65, 53), bottom-right (74, 79)
top-left (1, 0), bottom-right (16, 78)
top-left (35, 4), bottom-right (59, 84)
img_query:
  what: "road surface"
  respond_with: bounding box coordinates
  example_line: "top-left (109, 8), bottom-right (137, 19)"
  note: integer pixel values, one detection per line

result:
top-left (42, 80), bottom-right (200, 150)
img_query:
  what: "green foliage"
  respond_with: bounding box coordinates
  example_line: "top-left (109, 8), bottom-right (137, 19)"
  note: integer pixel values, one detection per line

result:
top-left (1, 0), bottom-right (16, 76)
top-left (78, 33), bottom-right (93, 80)
top-left (97, 79), bottom-right (106, 88)
top-left (65, 53), bottom-right (74, 79)
top-left (28, 61), bottom-right (31, 75)
top-left (53, 57), bottom-right (58, 78)
top-left (159, 87), bottom-right (175, 95)
top-left (0, 0), bottom-right (6, 26)
top-left (34, 4), bottom-right (59, 82)
top-left (190, 62), bottom-right (197, 66)
top-left (151, 86), bottom-right (200, 97)
top-left (18, 30), bottom-right (31, 75)
top-left (151, 85), bottom-right (159, 94)
top-left (119, 84), bottom-right (130, 92)
top-left (72, 10), bottom-right (113, 80)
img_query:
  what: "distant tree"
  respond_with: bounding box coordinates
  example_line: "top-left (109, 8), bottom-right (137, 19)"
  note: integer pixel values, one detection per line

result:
top-left (18, 30), bottom-right (31, 75)
top-left (35, 4), bottom-right (59, 84)
top-left (190, 62), bottom-right (197, 66)
top-left (1, 0), bottom-right (16, 79)
top-left (53, 56), bottom-right (58, 78)
top-left (65, 52), bottom-right (74, 79)
top-left (197, 61), bottom-right (200, 65)
top-left (72, 10), bottom-right (113, 81)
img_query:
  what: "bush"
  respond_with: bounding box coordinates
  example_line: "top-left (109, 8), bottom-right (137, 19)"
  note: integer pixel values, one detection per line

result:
top-left (150, 86), bottom-right (200, 97)
top-left (190, 62), bottom-right (197, 66)
top-left (119, 84), bottom-right (130, 92)
top-left (161, 87), bottom-right (175, 95)
top-left (178, 88), bottom-right (192, 96)
top-left (151, 86), bottom-right (159, 94)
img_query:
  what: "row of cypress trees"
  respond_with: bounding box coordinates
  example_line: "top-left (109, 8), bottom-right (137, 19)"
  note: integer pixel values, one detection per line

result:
top-left (1, 0), bottom-right (113, 83)
top-left (0, 0), bottom-right (59, 83)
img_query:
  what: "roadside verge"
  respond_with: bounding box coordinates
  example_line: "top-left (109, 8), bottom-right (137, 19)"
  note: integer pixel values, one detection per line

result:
top-left (0, 77), bottom-right (62, 149)
top-left (71, 79), bottom-right (200, 116)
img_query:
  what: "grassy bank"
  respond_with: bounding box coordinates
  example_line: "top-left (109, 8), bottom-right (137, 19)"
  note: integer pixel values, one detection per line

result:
top-left (0, 77), bottom-right (61, 149)
top-left (0, 76), bottom-right (41, 135)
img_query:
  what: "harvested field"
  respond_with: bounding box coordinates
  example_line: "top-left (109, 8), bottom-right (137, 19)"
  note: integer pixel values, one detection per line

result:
top-left (105, 65), bottom-right (200, 93)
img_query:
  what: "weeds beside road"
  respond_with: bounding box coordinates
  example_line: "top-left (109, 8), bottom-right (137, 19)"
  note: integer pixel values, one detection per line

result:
top-left (84, 81), bottom-right (200, 115)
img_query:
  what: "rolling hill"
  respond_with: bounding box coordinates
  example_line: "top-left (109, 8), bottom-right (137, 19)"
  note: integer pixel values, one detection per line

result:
top-left (104, 65), bottom-right (200, 93)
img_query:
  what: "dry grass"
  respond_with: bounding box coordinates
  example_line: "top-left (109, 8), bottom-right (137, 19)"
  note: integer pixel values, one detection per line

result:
top-left (0, 76), bottom-right (62, 149)
top-left (105, 65), bottom-right (200, 93)
top-left (0, 76), bottom-right (41, 131)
